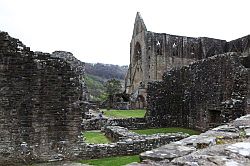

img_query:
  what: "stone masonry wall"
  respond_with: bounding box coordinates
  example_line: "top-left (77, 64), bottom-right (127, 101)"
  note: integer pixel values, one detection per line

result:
top-left (131, 114), bottom-right (250, 166)
top-left (0, 31), bottom-right (85, 164)
top-left (146, 52), bottom-right (248, 131)
top-left (82, 117), bottom-right (147, 131)
top-left (51, 51), bottom-right (88, 101)
top-left (78, 126), bottom-right (188, 159)
top-left (227, 35), bottom-right (250, 56)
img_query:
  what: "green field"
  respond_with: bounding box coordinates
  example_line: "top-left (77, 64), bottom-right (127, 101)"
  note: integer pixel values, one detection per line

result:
top-left (132, 127), bottom-right (200, 135)
top-left (83, 131), bottom-right (111, 144)
top-left (79, 155), bottom-right (140, 166)
top-left (102, 109), bottom-right (146, 118)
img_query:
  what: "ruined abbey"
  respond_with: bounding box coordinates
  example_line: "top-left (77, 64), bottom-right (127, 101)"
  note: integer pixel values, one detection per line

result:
top-left (125, 12), bottom-right (250, 107)
top-left (125, 12), bottom-right (250, 130)
top-left (0, 12), bottom-right (250, 165)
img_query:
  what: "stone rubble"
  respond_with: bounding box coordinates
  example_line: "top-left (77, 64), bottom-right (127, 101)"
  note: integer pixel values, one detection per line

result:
top-left (128, 114), bottom-right (250, 166)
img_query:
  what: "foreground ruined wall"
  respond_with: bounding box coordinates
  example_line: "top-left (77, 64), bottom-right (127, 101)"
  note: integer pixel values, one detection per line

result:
top-left (130, 114), bottom-right (250, 166)
top-left (147, 52), bottom-right (248, 131)
top-left (51, 51), bottom-right (88, 101)
top-left (0, 31), bottom-right (85, 164)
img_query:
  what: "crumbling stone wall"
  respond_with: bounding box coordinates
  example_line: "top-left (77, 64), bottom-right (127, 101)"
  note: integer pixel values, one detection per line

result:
top-left (126, 13), bottom-right (228, 96)
top-left (79, 126), bottom-right (188, 159)
top-left (82, 117), bottom-right (147, 130)
top-left (0, 31), bottom-right (85, 164)
top-left (125, 13), bottom-right (250, 110)
top-left (227, 35), bottom-right (250, 56)
top-left (51, 51), bottom-right (88, 101)
top-left (146, 52), bottom-right (248, 131)
top-left (132, 114), bottom-right (250, 166)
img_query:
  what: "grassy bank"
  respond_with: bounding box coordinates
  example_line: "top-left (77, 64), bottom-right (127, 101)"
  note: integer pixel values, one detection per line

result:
top-left (79, 155), bottom-right (140, 166)
top-left (83, 131), bottom-right (111, 144)
top-left (102, 109), bottom-right (146, 118)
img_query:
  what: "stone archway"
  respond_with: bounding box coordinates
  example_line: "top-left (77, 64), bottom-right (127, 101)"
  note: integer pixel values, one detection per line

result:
top-left (134, 42), bottom-right (142, 62)
top-left (130, 41), bottom-right (144, 92)
top-left (135, 95), bottom-right (146, 109)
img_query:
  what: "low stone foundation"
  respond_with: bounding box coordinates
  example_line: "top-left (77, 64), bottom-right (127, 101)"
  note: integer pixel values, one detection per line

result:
top-left (82, 117), bottom-right (147, 130)
top-left (104, 126), bottom-right (140, 142)
top-left (79, 126), bottom-right (188, 160)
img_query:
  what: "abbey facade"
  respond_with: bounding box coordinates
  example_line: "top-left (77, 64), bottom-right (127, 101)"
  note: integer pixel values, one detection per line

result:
top-left (125, 12), bottom-right (250, 109)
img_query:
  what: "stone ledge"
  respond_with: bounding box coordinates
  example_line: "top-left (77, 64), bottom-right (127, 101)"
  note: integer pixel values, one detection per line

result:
top-left (128, 114), bottom-right (250, 165)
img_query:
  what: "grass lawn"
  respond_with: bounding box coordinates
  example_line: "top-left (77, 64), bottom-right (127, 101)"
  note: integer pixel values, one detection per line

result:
top-left (83, 131), bottom-right (111, 144)
top-left (132, 127), bottom-right (200, 135)
top-left (79, 155), bottom-right (140, 166)
top-left (102, 109), bottom-right (146, 118)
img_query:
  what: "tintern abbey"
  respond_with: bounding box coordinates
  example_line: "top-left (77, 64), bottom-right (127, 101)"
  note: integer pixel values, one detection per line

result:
top-left (0, 12), bottom-right (249, 165)
top-left (125, 12), bottom-right (250, 113)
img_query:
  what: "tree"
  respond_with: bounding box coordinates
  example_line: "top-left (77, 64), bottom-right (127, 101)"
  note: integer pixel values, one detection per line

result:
top-left (104, 79), bottom-right (122, 109)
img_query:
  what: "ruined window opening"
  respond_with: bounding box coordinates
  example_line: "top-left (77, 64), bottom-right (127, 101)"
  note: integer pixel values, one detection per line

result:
top-left (156, 40), bottom-right (162, 55)
top-left (190, 45), bottom-right (195, 56)
top-left (173, 43), bottom-right (177, 48)
top-left (208, 109), bottom-right (221, 124)
top-left (173, 50), bottom-right (178, 56)
top-left (191, 45), bottom-right (195, 52)
top-left (156, 41), bottom-right (161, 46)
top-left (157, 48), bottom-right (162, 55)
top-left (241, 56), bottom-right (250, 68)
top-left (134, 42), bottom-right (142, 62)
top-left (136, 95), bottom-right (146, 109)
top-left (173, 43), bottom-right (178, 56)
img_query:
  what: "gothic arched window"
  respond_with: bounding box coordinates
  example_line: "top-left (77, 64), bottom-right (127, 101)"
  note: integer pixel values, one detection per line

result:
top-left (134, 42), bottom-right (142, 62)
top-left (156, 40), bottom-right (162, 55)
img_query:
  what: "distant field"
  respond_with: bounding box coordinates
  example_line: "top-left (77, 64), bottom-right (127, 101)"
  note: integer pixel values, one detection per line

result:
top-left (79, 155), bottom-right (140, 166)
top-left (102, 109), bottom-right (146, 118)
top-left (133, 127), bottom-right (200, 135)
top-left (83, 131), bottom-right (111, 144)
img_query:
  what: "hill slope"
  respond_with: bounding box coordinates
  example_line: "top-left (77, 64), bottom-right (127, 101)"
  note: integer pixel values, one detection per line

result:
top-left (85, 63), bottom-right (128, 80)
top-left (85, 63), bottom-right (128, 101)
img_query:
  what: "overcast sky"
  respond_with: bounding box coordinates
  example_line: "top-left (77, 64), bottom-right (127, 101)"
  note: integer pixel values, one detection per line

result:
top-left (0, 0), bottom-right (249, 65)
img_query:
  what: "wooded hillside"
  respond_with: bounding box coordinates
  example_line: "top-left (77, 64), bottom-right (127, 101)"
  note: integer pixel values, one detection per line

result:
top-left (85, 63), bottom-right (128, 101)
